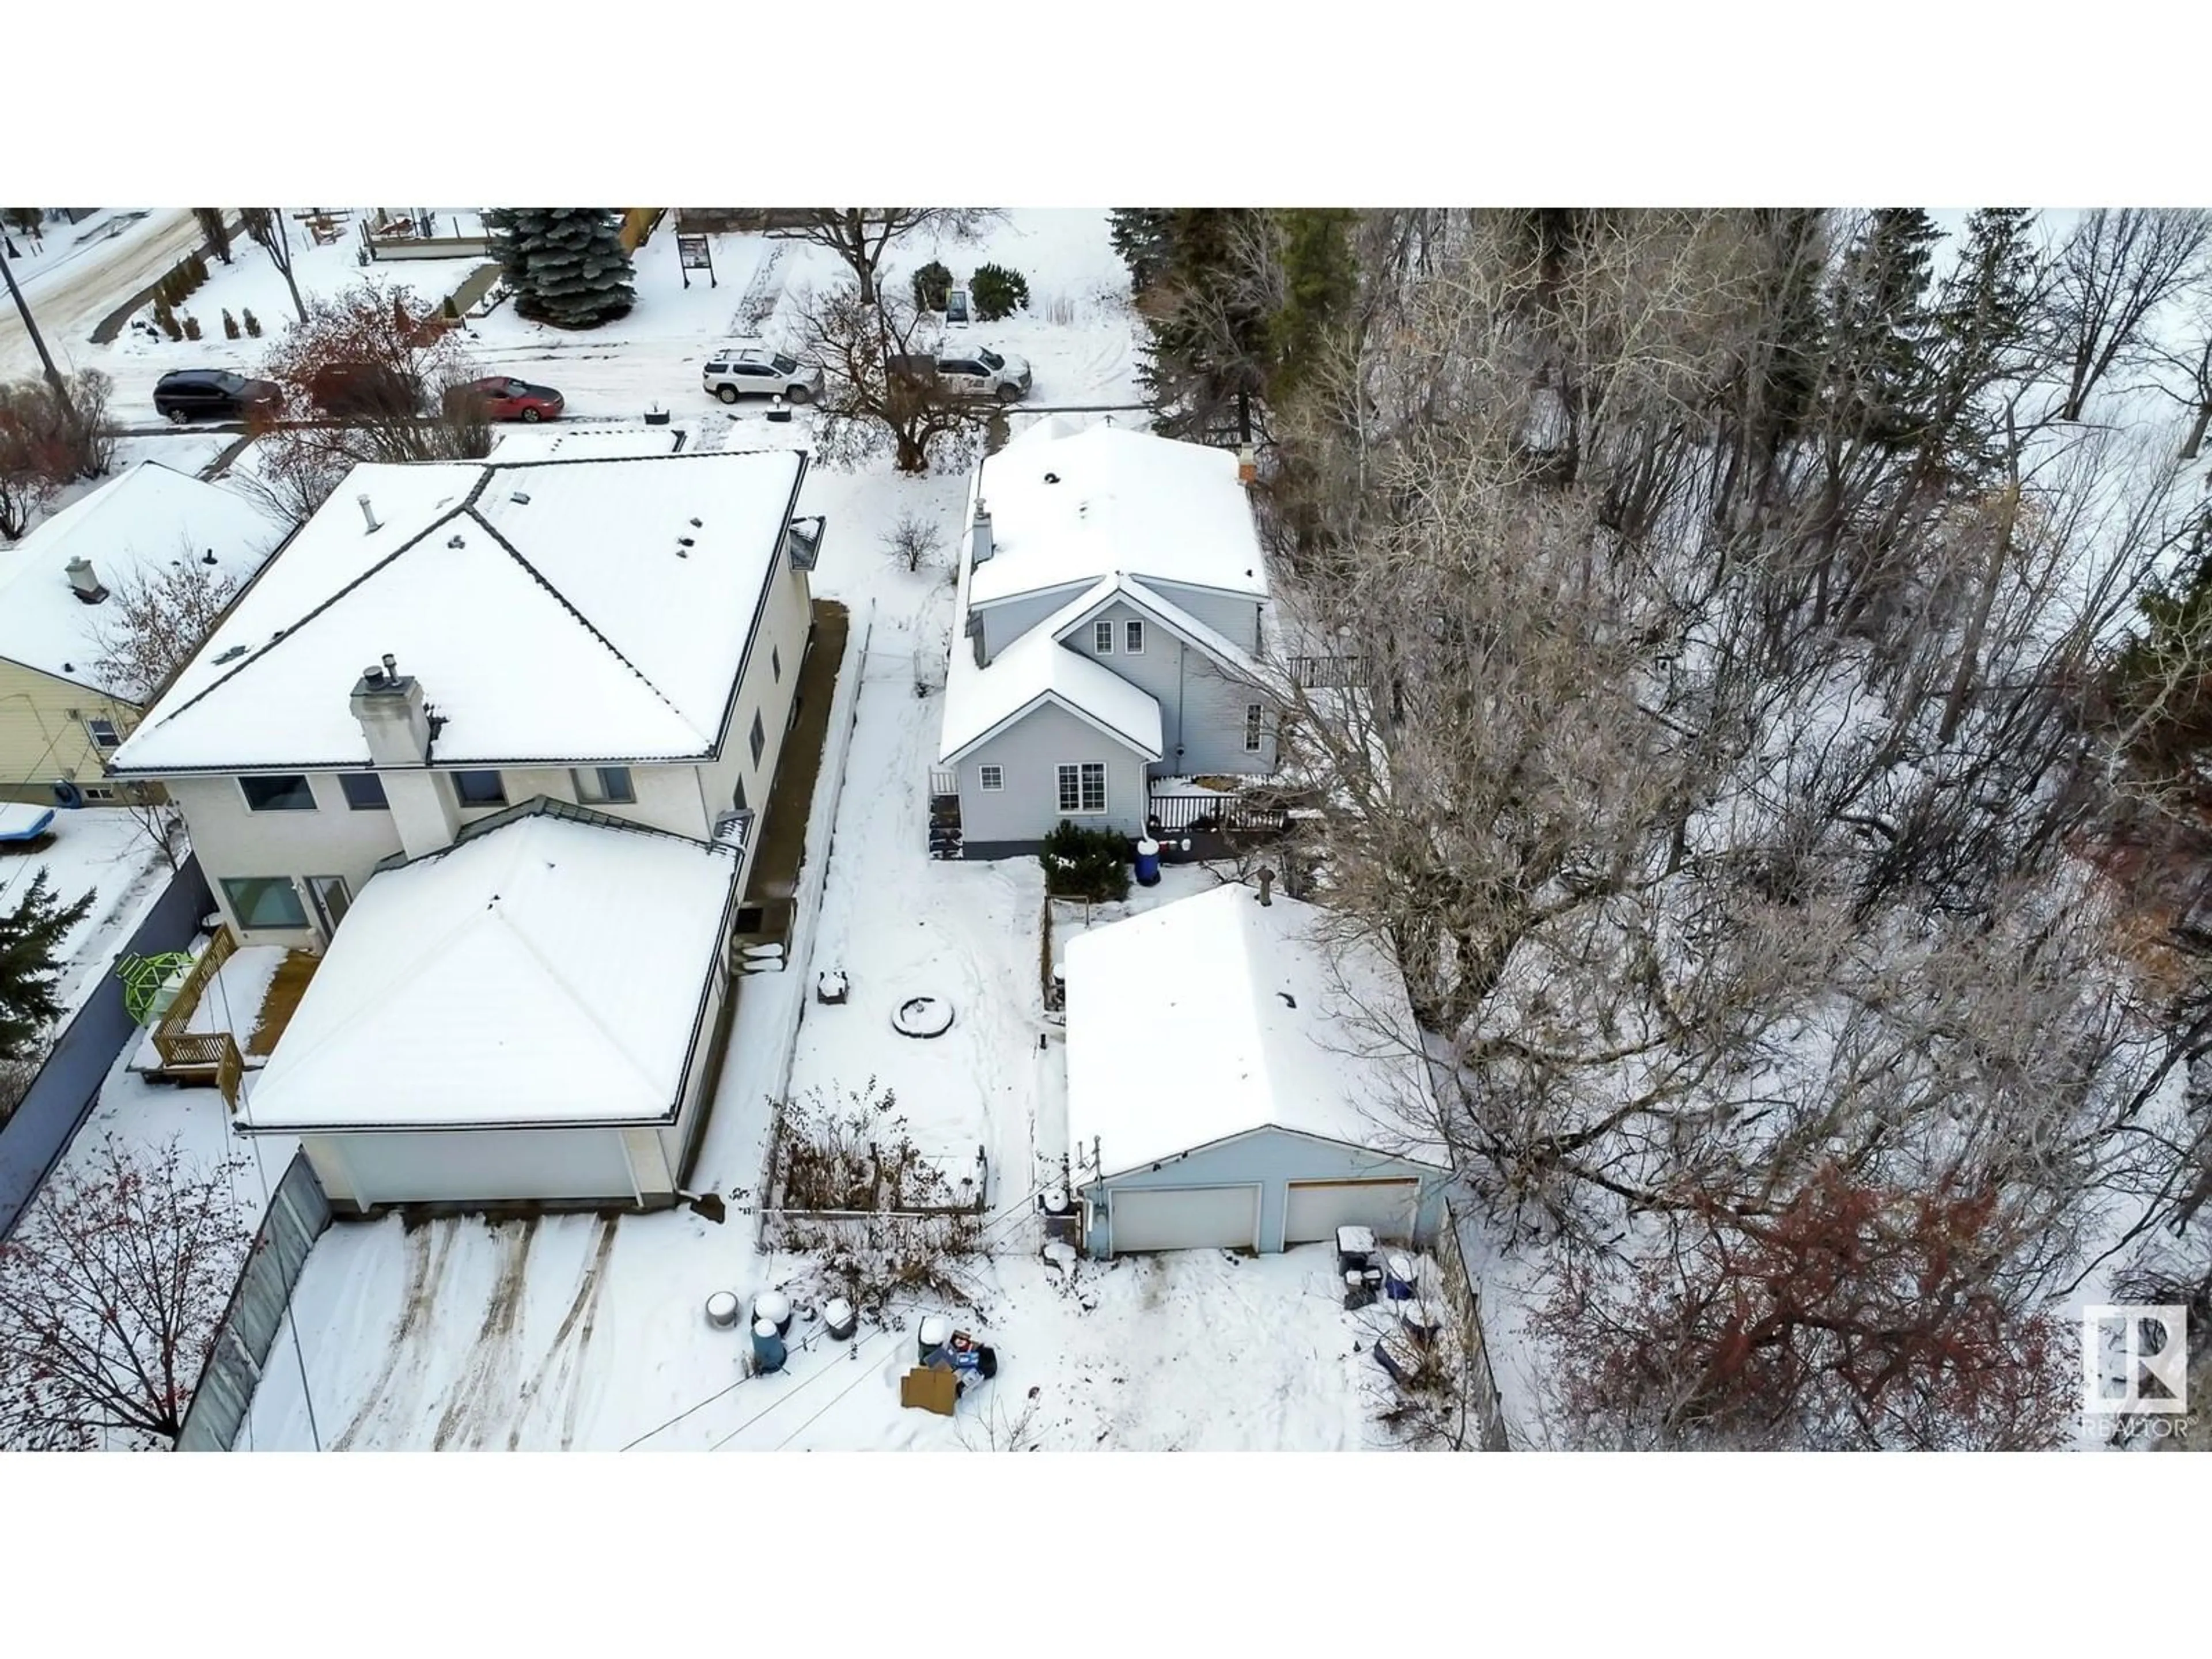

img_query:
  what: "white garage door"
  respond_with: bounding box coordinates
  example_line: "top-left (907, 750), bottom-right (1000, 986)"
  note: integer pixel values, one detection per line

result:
top-left (1283, 1178), bottom-right (1419, 1246)
top-left (1108, 1184), bottom-right (1261, 1253)
top-left (324, 1128), bottom-right (638, 1206)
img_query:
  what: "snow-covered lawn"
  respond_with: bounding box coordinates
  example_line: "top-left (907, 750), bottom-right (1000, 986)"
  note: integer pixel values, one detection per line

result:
top-left (0, 810), bottom-right (175, 1022)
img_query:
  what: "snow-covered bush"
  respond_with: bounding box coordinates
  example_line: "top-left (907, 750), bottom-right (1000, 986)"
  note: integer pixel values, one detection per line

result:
top-left (910, 259), bottom-right (953, 313)
top-left (1040, 821), bottom-right (1130, 902)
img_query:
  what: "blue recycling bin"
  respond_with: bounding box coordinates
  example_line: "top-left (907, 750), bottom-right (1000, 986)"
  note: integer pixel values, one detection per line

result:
top-left (1134, 838), bottom-right (1162, 887)
top-left (752, 1319), bottom-right (787, 1373)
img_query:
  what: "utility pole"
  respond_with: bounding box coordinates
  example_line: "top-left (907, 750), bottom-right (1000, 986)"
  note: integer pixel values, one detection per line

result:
top-left (0, 237), bottom-right (75, 419)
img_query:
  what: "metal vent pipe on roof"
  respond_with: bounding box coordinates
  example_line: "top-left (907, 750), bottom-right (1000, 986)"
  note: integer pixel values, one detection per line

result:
top-left (358, 494), bottom-right (380, 533)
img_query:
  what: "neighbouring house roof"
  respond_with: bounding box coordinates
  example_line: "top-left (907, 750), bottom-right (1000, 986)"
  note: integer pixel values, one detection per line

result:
top-left (108, 448), bottom-right (808, 774)
top-left (1064, 881), bottom-right (1446, 1180)
top-left (939, 575), bottom-right (1165, 764)
top-left (241, 809), bottom-right (743, 1132)
top-left (0, 461), bottom-right (287, 700)
top-left (967, 422), bottom-right (1268, 609)
top-left (486, 425), bottom-right (689, 463)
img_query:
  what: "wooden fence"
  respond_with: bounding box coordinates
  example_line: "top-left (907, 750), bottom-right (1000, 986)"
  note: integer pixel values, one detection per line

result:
top-left (1434, 1200), bottom-right (1512, 1451)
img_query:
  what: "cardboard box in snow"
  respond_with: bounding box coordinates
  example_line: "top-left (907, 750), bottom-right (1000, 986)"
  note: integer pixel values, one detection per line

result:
top-left (902, 1366), bottom-right (959, 1416)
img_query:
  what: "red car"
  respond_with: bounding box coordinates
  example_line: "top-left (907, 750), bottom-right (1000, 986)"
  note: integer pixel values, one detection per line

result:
top-left (454, 375), bottom-right (565, 422)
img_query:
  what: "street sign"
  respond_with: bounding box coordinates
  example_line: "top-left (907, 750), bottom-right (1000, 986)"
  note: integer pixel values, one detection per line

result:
top-left (677, 233), bottom-right (716, 289)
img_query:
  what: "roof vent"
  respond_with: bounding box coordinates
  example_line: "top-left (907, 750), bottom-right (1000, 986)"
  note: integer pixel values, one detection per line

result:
top-left (971, 501), bottom-right (994, 567)
top-left (358, 494), bottom-right (381, 533)
top-left (214, 645), bottom-right (248, 665)
top-left (1256, 866), bottom-right (1275, 907)
top-left (63, 557), bottom-right (108, 604)
top-left (675, 543), bottom-right (690, 559)
top-left (1043, 471), bottom-right (1059, 484)
top-left (202, 548), bottom-right (219, 566)
top-left (509, 490), bottom-right (531, 506)
top-left (447, 534), bottom-right (465, 550)
top-left (677, 535), bottom-right (696, 548)
top-left (689, 517), bottom-right (703, 528)
top-left (361, 662), bottom-right (387, 686)
top-left (382, 653), bottom-right (397, 679)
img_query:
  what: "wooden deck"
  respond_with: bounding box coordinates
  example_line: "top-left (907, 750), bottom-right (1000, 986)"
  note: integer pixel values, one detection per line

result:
top-left (139, 932), bottom-right (320, 1097)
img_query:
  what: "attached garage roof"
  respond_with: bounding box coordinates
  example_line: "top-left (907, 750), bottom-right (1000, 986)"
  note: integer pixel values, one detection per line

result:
top-left (1064, 882), bottom-right (1445, 1180)
top-left (242, 809), bottom-right (743, 1133)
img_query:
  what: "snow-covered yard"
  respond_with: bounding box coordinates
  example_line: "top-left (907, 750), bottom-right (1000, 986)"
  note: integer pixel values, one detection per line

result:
top-left (0, 809), bottom-right (175, 1022)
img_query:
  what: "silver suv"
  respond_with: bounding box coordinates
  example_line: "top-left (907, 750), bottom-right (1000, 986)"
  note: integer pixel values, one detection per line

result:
top-left (702, 347), bottom-right (823, 406)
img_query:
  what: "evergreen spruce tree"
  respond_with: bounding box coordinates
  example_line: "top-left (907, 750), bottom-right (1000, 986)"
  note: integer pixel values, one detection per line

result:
top-left (1926, 208), bottom-right (2047, 472)
top-left (1823, 208), bottom-right (1944, 447)
top-left (483, 209), bottom-right (637, 329)
top-left (1267, 209), bottom-right (1358, 397)
top-left (0, 872), bottom-right (94, 1060)
top-left (1109, 209), bottom-right (1173, 293)
top-left (1135, 208), bottom-right (1273, 441)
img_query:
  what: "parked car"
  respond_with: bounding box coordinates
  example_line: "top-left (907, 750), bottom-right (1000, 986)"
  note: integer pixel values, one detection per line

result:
top-left (306, 361), bottom-right (427, 419)
top-left (888, 347), bottom-right (1032, 403)
top-left (702, 347), bottom-right (823, 406)
top-left (153, 369), bottom-right (282, 423)
top-left (448, 376), bottom-right (565, 423)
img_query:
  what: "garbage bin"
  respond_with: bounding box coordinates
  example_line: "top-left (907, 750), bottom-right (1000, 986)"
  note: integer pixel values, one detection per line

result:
top-left (753, 1289), bottom-right (793, 1338)
top-left (823, 1297), bottom-right (857, 1342)
top-left (1134, 837), bottom-right (1161, 887)
top-left (752, 1319), bottom-right (787, 1373)
top-left (1384, 1253), bottom-right (1416, 1301)
top-left (704, 1291), bottom-right (741, 1329)
top-left (918, 1313), bottom-right (952, 1365)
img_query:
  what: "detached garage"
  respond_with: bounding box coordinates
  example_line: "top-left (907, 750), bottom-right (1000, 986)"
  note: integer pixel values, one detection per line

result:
top-left (1064, 880), bottom-right (1450, 1258)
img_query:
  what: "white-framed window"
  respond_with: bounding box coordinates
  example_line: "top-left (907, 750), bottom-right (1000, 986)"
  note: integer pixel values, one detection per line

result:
top-left (1092, 619), bottom-right (1114, 654)
top-left (978, 764), bottom-right (1005, 792)
top-left (1124, 619), bottom-right (1144, 654)
top-left (573, 766), bottom-right (636, 805)
top-left (84, 716), bottom-right (122, 751)
top-left (1244, 703), bottom-right (1264, 752)
top-left (1056, 762), bottom-right (1107, 815)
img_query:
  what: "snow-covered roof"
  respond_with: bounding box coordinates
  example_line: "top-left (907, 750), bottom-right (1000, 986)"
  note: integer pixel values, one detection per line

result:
top-left (242, 810), bottom-right (743, 1132)
top-left (939, 575), bottom-right (1164, 764)
top-left (109, 449), bottom-right (807, 774)
top-left (0, 461), bottom-right (286, 700)
top-left (968, 423), bottom-right (1268, 609)
top-left (1064, 882), bottom-right (1445, 1179)
top-left (486, 425), bottom-right (688, 463)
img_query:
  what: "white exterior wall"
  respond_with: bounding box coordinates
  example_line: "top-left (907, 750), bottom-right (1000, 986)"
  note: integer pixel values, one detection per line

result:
top-left (171, 774), bottom-right (407, 948)
top-left (956, 701), bottom-right (1149, 847)
top-left (694, 556), bottom-right (812, 831)
top-left (303, 1126), bottom-right (660, 1208)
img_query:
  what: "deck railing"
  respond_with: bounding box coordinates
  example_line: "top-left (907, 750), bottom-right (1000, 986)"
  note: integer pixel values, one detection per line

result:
top-left (150, 926), bottom-right (239, 1071)
top-left (1145, 794), bottom-right (1292, 836)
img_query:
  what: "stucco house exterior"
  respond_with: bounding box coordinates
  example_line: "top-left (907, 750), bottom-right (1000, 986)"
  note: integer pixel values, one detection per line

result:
top-left (0, 460), bottom-right (286, 805)
top-left (105, 447), bottom-right (825, 1209)
top-left (1063, 878), bottom-right (1451, 1257)
top-left (933, 419), bottom-right (1279, 857)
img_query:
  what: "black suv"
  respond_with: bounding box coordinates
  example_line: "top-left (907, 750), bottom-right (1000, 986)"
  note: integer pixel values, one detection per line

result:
top-left (154, 369), bottom-right (282, 423)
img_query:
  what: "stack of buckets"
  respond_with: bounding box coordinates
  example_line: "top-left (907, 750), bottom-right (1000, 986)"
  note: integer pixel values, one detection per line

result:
top-left (752, 1290), bottom-right (794, 1373)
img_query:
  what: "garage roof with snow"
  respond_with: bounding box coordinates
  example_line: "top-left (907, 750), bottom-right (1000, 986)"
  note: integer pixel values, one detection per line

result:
top-left (1063, 881), bottom-right (1445, 1180)
top-left (0, 461), bottom-right (287, 700)
top-left (241, 809), bottom-right (743, 1132)
top-left (108, 448), bottom-right (808, 773)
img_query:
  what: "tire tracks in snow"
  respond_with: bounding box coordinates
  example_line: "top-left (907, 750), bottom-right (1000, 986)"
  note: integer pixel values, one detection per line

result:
top-left (331, 1221), bottom-right (454, 1450)
top-left (430, 1217), bottom-right (541, 1449)
top-left (506, 1216), bottom-right (619, 1450)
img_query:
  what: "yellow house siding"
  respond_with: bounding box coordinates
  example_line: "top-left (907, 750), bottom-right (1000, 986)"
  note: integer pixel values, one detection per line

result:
top-left (0, 657), bottom-right (138, 805)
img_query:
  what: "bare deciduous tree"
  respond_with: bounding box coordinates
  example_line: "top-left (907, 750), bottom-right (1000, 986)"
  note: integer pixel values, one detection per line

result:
top-left (0, 1136), bottom-right (249, 1449)
top-left (788, 280), bottom-right (994, 475)
top-left (192, 208), bottom-right (232, 266)
top-left (770, 210), bottom-right (1001, 304)
top-left (90, 547), bottom-right (241, 704)
top-left (0, 369), bottom-right (117, 537)
top-left (2049, 208), bottom-right (2211, 422)
top-left (238, 282), bottom-right (488, 524)
top-left (238, 207), bottom-right (307, 325)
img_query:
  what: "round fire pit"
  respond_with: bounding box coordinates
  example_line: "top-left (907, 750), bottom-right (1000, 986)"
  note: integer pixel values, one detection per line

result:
top-left (892, 995), bottom-right (955, 1039)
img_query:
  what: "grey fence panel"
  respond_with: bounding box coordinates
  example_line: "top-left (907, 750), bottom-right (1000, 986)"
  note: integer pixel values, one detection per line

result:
top-left (175, 1149), bottom-right (332, 1452)
top-left (0, 856), bottom-right (214, 1241)
top-left (1437, 1201), bottom-right (1513, 1452)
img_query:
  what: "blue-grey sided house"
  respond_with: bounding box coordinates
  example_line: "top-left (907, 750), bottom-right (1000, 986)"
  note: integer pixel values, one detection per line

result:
top-left (933, 418), bottom-right (1280, 858)
top-left (1063, 877), bottom-right (1451, 1256)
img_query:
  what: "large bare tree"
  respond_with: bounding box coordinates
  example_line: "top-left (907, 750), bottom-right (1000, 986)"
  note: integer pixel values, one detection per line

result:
top-left (787, 279), bottom-right (995, 475)
top-left (0, 1137), bottom-right (249, 1449)
top-left (238, 207), bottom-right (307, 325)
top-left (2048, 208), bottom-right (2211, 422)
top-left (770, 210), bottom-right (1000, 303)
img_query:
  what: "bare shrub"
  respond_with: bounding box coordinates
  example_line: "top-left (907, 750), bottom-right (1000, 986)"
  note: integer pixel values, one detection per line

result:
top-left (90, 548), bottom-right (241, 704)
top-left (769, 1076), bottom-right (974, 1213)
top-left (772, 1213), bottom-right (982, 1320)
top-left (884, 509), bottom-right (944, 573)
